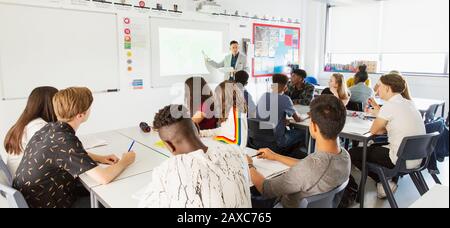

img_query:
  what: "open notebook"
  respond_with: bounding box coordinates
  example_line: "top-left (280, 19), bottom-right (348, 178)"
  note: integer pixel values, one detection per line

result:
top-left (245, 148), bottom-right (290, 179)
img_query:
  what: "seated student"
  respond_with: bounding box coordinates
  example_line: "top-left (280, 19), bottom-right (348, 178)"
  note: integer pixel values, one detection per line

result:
top-left (199, 81), bottom-right (248, 149)
top-left (347, 65), bottom-right (372, 88)
top-left (247, 95), bottom-right (351, 208)
top-left (286, 69), bottom-right (315, 105)
top-left (350, 74), bottom-right (425, 199)
top-left (185, 77), bottom-right (218, 130)
top-left (372, 70), bottom-right (412, 101)
top-left (137, 105), bottom-right (251, 208)
top-left (322, 73), bottom-right (350, 106)
top-left (234, 70), bottom-right (257, 118)
top-left (349, 72), bottom-right (374, 108)
top-left (13, 87), bottom-right (136, 208)
top-left (4, 87), bottom-right (58, 176)
top-left (256, 74), bottom-right (304, 151)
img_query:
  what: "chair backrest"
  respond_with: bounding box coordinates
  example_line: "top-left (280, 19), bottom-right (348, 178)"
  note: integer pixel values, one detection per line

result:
top-left (0, 183), bottom-right (28, 208)
top-left (0, 158), bottom-right (12, 186)
top-left (424, 104), bottom-right (440, 124)
top-left (346, 101), bottom-right (363, 112)
top-left (247, 118), bottom-right (277, 143)
top-left (298, 180), bottom-right (349, 208)
top-left (305, 76), bottom-right (319, 86)
top-left (396, 132), bottom-right (441, 172)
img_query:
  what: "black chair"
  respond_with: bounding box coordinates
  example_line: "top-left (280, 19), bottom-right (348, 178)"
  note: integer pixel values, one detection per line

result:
top-left (424, 104), bottom-right (441, 124)
top-left (346, 101), bottom-right (363, 112)
top-left (247, 118), bottom-right (279, 151)
top-left (366, 132), bottom-right (441, 208)
top-left (274, 180), bottom-right (349, 208)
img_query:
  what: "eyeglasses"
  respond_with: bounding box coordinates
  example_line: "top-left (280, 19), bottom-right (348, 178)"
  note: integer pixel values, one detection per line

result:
top-left (140, 122), bottom-right (152, 133)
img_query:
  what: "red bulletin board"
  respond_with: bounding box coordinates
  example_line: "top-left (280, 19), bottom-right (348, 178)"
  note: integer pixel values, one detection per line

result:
top-left (252, 23), bottom-right (301, 78)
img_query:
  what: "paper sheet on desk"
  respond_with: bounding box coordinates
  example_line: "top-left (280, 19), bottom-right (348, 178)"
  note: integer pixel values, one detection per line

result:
top-left (343, 120), bottom-right (371, 135)
top-left (245, 149), bottom-right (289, 179)
top-left (81, 138), bottom-right (108, 150)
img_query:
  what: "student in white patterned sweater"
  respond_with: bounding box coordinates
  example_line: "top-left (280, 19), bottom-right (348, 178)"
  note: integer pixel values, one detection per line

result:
top-left (137, 105), bottom-right (251, 208)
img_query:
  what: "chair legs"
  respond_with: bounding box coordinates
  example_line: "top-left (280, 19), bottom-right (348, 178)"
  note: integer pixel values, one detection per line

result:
top-left (410, 173), bottom-right (426, 196)
top-left (431, 174), bottom-right (442, 185)
top-left (377, 169), bottom-right (399, 208)
top-left (416, 172), bottom-right (430, 192)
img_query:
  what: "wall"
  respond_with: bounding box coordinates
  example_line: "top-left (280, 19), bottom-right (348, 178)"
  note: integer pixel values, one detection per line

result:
top-left (0, 0), bottom-right (307, 158)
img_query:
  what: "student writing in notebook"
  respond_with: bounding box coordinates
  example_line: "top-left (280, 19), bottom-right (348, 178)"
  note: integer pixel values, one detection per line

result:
top-left (247, 95), bottom-right (351, 208)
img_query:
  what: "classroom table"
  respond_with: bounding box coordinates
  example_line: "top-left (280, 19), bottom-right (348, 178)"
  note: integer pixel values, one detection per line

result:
top-left (409, 185), bottom-right (449, 208)
top-left (78, 131), bottom-right (168, 207)
top-left (87, 128), bottom-right (289, 208)
top-left (117, 127), bottom-right (171, 157)
top-left (292, 105), bottom-right (375, 208)
top-left (91, 171), bottom-right (153, 208)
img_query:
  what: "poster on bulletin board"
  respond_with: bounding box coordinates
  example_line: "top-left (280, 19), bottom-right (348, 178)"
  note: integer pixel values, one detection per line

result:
top-left (252, 23), bottom-right (300, 77)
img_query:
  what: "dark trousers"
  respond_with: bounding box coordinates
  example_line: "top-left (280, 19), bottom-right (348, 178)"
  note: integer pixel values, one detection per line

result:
top-left (349, 145), bottom-right (397, 183)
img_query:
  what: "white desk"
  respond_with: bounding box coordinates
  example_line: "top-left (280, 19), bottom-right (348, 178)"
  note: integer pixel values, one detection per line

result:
top-left (92, 171), bottom-right (153, 208)
top-left (78, 131), bottom-right (168, 207)
top-left (117, 127), bottom-right (172, 157)
top-left (88, 128), bottom-right (289, 208)
top-left (410, 185), bottom-right (449, 208)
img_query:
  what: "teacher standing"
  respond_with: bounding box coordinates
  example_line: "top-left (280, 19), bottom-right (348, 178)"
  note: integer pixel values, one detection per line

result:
top-left (206, 40), bottom-right (248, 80)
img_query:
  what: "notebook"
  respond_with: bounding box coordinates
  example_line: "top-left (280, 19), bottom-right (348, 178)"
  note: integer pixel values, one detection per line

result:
top-left (245, 148), bottom-right (289, 179)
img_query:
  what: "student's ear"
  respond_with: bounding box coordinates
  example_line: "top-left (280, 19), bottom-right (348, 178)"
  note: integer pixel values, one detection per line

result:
top-left (309, 121), bottom-right (319, 139)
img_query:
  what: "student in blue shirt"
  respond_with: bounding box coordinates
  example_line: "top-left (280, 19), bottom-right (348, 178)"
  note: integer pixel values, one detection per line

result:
top-left (256, 74), bottom-right (305, 154)
top-left (349, 72), bottom-right (374, 108)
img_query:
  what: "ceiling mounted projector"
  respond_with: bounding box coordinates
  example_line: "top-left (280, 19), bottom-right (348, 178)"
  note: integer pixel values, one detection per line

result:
top-left (196, 0), bottom-right (221, 14)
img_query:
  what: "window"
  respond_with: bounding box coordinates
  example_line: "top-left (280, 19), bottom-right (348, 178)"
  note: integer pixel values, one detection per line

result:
top-left (324, 0), bottom-right (449, 75)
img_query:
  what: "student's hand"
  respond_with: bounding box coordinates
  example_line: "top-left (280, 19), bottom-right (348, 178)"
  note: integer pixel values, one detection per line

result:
top-left (368, 97), bottom-right (380, 110)
top-left (120, 152), bottom-right (136, 167)
top-left (257, 148), bottom-right (278, 161)
top-left (246, 155), bottom-right (253, 166)
top-left (98, 155), bottom-right (120, 165)
top-left (283, 119), bottom-right (291, 126)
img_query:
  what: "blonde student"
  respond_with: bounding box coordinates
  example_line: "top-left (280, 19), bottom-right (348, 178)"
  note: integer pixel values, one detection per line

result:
top-left (321, 73), bottom-right (351, 106)
top-left (4, 87), bottom-right (58, 176)
top-left (199, 81), bottom-right (248, 149)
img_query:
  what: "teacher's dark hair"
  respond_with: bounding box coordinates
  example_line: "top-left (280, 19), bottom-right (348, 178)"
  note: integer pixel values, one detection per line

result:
top-left (230, 40), bottom-right (239, 46)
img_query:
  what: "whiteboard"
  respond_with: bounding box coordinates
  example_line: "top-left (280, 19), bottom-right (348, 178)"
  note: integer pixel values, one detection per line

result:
top-left (150, 17), bottom-right (229, 88)
top-left (0, 4), bottom-right (120, 100)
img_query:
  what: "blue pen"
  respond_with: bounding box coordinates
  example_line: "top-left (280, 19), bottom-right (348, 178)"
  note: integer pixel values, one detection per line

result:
top-left (128, 140), bottom-right (135, 152)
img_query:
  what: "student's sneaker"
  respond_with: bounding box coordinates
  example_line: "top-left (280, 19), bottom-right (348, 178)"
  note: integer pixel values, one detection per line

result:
top-left (377, 181), bottom-right (398, 199)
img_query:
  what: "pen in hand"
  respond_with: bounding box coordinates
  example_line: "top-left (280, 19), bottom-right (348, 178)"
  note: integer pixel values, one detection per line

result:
top-left (128, 140), bottom-right (135, 152)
